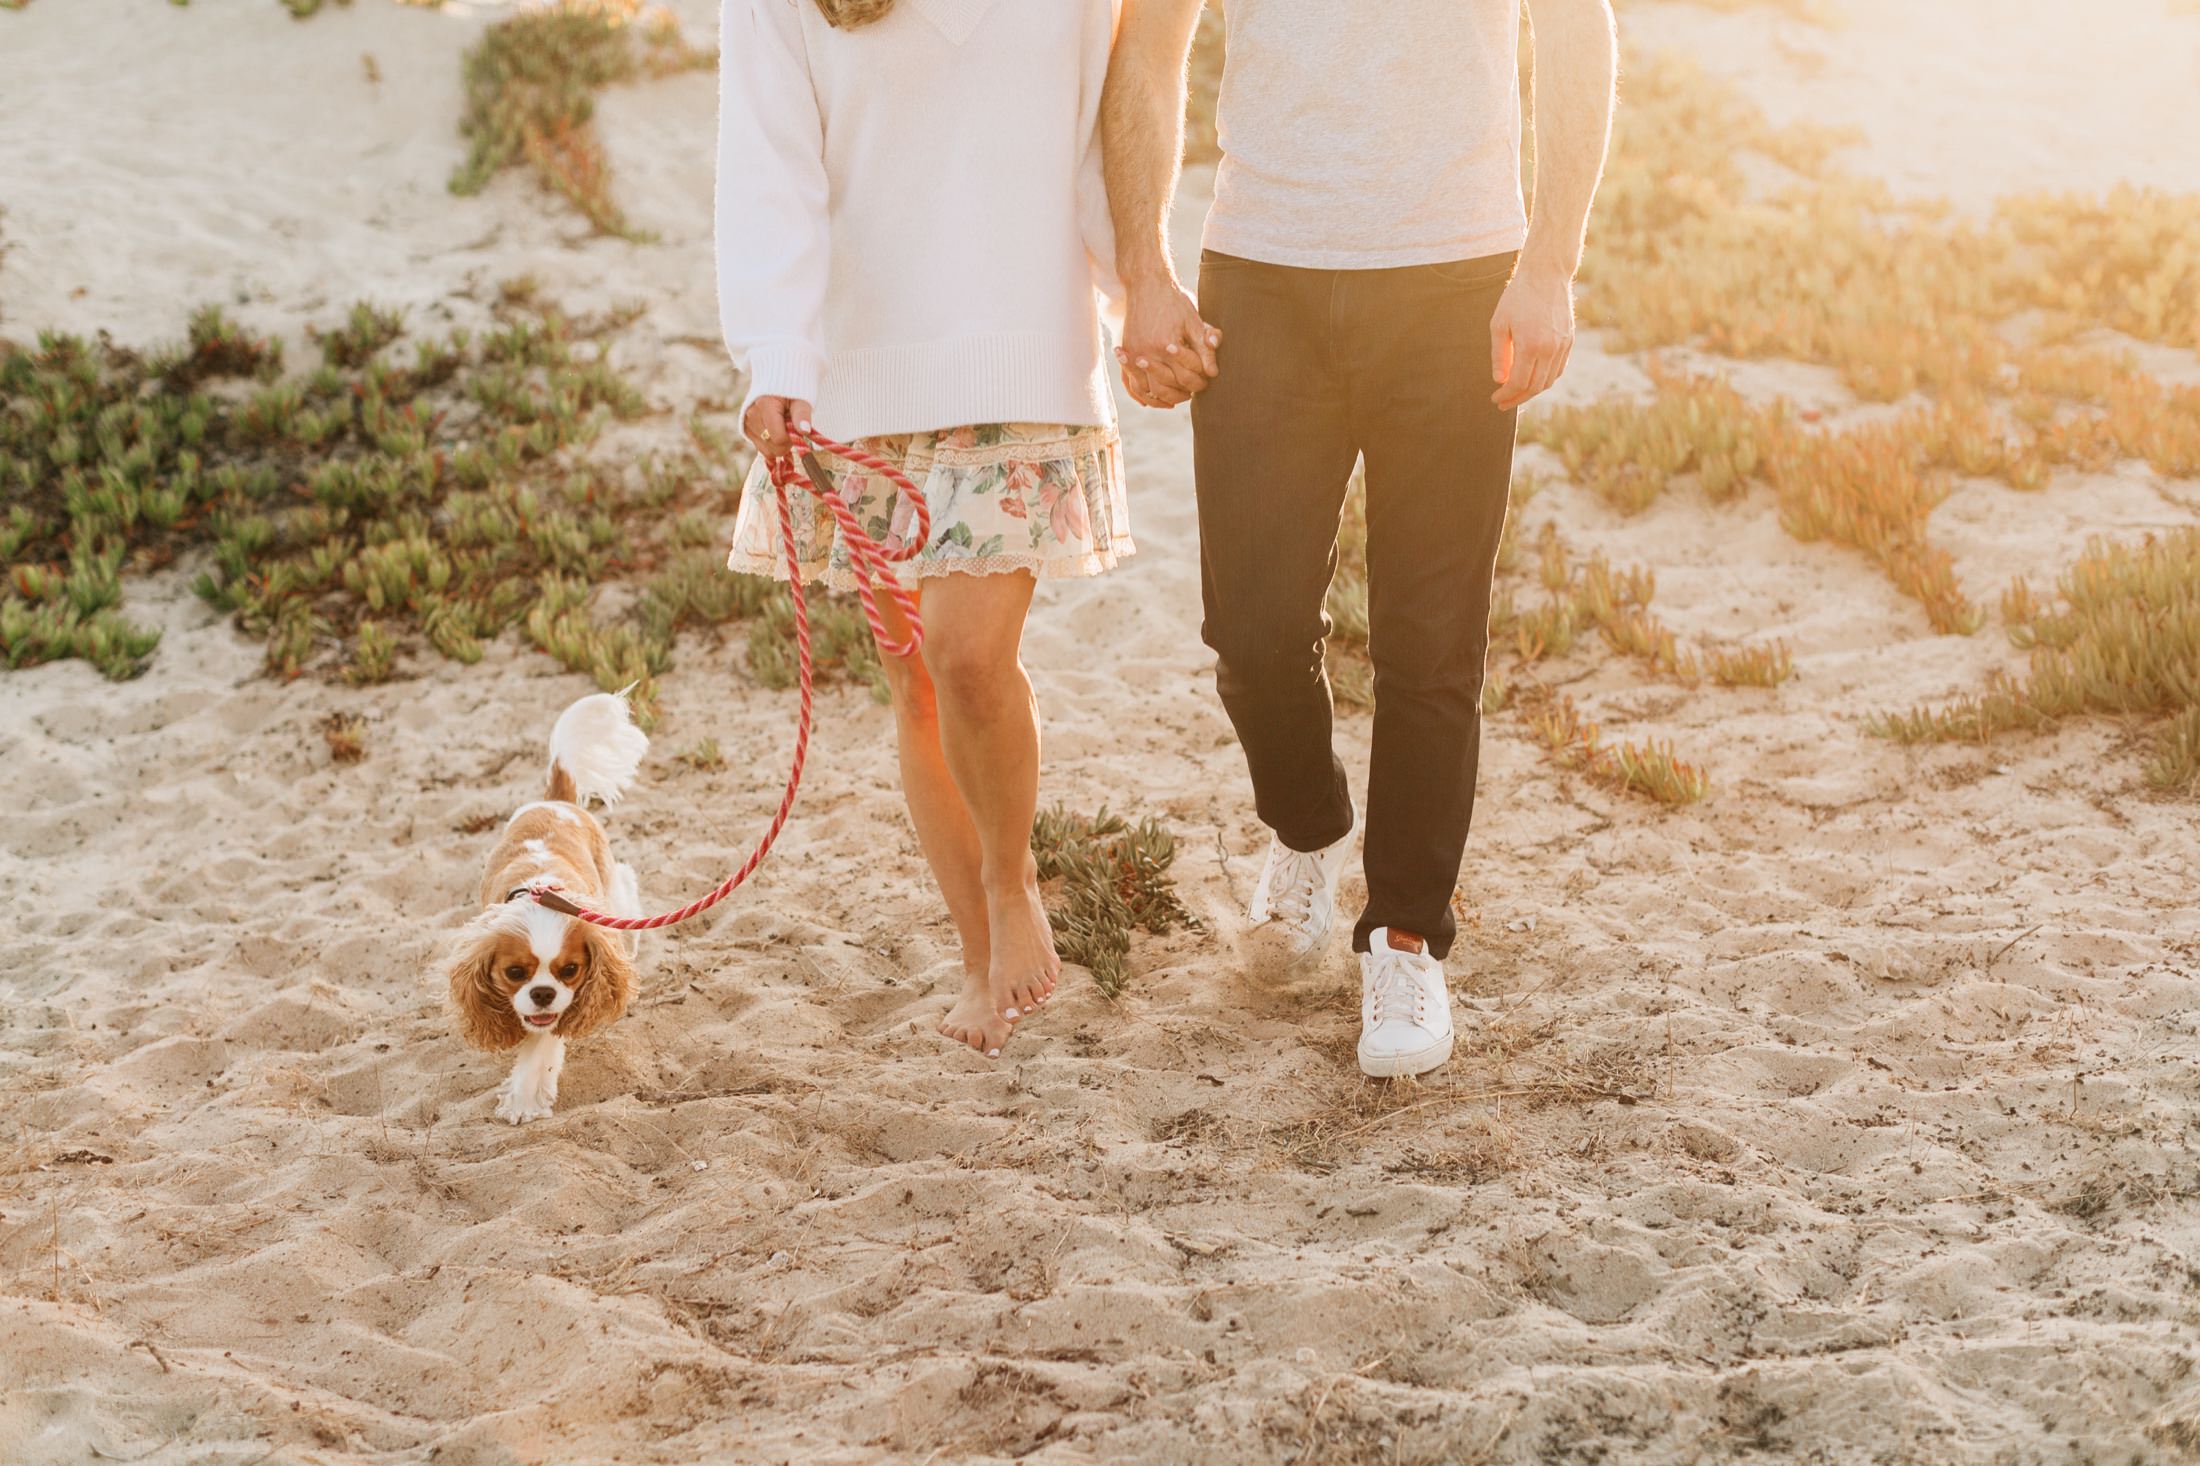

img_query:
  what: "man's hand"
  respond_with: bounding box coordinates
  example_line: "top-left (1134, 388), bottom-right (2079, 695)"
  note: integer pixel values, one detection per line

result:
top-left (1103, 0), bottom-right (1215, 413)
top-left (743, 395), bottom-right (815, 458)
top-left (1489, 265), bottom-right (1575, 410)
top-left (1116, 277), bottom-right (1219, 410)
top-left (1495, 0), bottom-right (1614, 410)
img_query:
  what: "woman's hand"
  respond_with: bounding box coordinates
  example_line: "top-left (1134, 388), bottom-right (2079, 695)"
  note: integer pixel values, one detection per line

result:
top-left (744, 396), bottom-right (816, 459)
top-left (1116, 275), bottom-right (1219, 411)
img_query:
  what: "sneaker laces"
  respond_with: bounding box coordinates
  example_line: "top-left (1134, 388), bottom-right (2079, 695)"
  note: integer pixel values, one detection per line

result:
top-left (1364, 949), bottom-right (1430, 1027)
top-left (1266, 847), bottom-right (1325, 927)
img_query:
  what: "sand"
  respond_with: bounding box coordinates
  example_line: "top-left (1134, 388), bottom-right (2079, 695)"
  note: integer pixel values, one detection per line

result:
top-left (4, 1), bottom-right (2200, 1462)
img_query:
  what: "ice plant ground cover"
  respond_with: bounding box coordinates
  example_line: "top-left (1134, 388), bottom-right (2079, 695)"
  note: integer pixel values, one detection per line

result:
top-left (0, 294), bottom-right (884, 723)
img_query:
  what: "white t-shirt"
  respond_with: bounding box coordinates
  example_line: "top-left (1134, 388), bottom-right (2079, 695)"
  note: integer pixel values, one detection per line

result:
top-left (1201, 0), bottom-right (1529, 269)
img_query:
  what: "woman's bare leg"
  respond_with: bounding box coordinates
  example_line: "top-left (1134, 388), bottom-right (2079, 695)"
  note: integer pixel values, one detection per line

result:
top-left (871, 587), bottom-right (993, 992)
top-left (912, 571), bottom-right (1059, 1055)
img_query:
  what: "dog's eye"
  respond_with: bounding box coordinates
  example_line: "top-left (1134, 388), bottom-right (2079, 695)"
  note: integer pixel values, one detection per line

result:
top-left (557, 963), bottom-right (579, 979)
top-left (503, 966), bottom-right (527, 982)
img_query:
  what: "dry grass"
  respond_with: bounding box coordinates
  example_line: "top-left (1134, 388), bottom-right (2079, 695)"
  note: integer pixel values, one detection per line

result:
top-left (1585, 58), bottom-right (2200, 383)
top-left (1540, 50), bottom-right (2200, 658)
top-left (1495, 524), bottom-right (1794, 699)
top-left (1705, 640), bottom-right (1795, 688)
top-left (1871, 529), bottom-right (2200, 790)
top-left (1529, 691), bottom-right (1711, 806)
top-left (1594, 55), bottom-right (2200, 375)
top-left (1522, 364), bottom-right (1767, 513)
top-left (1767, 414), bottom-right (1982, 635)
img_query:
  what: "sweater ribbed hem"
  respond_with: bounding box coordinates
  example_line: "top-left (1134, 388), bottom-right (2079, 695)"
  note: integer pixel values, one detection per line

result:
top-left (740, 342), bottom-right (827, 419)
top-left (813, 332), bottom-right (1113, 441)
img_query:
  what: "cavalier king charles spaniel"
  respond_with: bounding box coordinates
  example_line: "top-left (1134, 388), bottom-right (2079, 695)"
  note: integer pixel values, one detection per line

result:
top-left (445, 691), bottom-right (648, 1123)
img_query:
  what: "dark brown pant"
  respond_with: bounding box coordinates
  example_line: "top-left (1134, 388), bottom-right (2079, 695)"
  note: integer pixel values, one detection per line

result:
top-left (1191, 249), bottom-right (1519, 960)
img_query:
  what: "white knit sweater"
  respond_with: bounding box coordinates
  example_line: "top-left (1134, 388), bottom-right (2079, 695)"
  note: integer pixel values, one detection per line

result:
top-left (715, 0), bottom-right (1122, 441)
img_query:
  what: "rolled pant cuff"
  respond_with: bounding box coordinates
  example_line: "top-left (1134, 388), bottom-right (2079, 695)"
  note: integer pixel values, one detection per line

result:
top-left (1352, 919), bottom-right (1456, 962)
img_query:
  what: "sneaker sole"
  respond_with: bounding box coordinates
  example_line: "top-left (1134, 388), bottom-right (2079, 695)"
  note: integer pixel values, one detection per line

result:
top-left (1357, 1029), bottom-right (1454, 1079)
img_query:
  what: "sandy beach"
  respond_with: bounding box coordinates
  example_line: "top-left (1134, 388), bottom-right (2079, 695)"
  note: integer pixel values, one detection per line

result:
top-left (4, 1), bottom-right (2199, 1461)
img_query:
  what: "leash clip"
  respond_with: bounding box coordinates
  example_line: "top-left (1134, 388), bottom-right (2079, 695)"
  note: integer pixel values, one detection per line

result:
top-left (528, 885), bottom-right (584, 916)
top-left (512, 880), bottom-right (585, 915)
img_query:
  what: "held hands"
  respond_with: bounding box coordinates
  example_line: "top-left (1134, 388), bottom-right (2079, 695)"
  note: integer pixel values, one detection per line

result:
top-left (1115, 278), bottom-right (1221, 410)
top-left (743, 395), bottom-right (816, 459)
top-left (1489, 263), bottom-right (1576, 410)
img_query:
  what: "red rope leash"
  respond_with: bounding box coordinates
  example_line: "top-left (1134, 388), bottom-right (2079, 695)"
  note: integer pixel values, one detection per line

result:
top-left (534, 426), bottom-right (927, 931)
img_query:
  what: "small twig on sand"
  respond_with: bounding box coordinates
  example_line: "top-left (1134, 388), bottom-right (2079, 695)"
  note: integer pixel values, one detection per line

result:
top-left (1986, 922), bottom-right (2045, 973)
top-left (1212, 827), bottom-right (1243, 908)
top-left (1299, 1355), bottom-right (1389, 1456)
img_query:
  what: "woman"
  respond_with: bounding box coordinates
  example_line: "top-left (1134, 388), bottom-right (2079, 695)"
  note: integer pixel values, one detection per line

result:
top-left (717, 0), bottom-right (1131, 1058)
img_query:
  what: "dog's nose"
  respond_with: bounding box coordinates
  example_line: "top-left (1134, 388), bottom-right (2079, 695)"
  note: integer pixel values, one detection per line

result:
top-left (528, 986), bottom-right (556, 1008)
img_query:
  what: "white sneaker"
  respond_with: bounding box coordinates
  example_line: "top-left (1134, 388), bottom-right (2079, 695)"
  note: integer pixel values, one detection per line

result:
top-left (1247, 819), bottom-right (1356, 962)
top-left (1358, 928), bottom-right (1454, 1078)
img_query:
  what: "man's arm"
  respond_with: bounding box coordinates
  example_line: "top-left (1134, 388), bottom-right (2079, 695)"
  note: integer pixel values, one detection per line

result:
top-left (1101, 0), bottom-right (1217, 408)
top-left (1491, 0), bottom-right (1616, 410)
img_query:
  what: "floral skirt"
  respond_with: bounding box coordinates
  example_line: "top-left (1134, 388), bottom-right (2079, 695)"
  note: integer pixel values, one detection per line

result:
top-left (727, 422), bottom-right (1132, 591)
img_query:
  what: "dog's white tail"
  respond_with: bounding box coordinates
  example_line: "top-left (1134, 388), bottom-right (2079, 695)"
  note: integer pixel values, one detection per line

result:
top-left (546, 690), bottom-right (648, 807)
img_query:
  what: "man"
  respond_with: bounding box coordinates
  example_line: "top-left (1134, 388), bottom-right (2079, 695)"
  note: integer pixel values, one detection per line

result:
top-left (1102, 0), bottom-right (1616, 1077)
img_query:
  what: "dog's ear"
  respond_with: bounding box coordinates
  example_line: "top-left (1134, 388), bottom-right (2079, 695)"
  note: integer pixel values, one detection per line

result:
top-left (445, 920), bottom-right (525, 1052)
top-left (558, 922), bottom-right (637, 1041)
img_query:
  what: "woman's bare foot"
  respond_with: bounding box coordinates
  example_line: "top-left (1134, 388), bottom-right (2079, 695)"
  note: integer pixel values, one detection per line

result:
top-left (986, 876), bottom-right (1061, 1017)
top-left (937, 878), bottom-right (1060, 1059)
top-left (940, 966), bottom-right (1015, 1057)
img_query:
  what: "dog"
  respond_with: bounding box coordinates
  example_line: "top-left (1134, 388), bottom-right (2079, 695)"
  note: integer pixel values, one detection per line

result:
top-left (444, 691), bottom-right (648, 1123)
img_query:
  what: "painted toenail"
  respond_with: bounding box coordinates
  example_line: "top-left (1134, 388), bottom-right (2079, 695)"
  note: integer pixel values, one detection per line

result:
top-left (1004, 1006), bottom-right (1020, 1020)
top-left (986, 1048), bottom-right (1000, 1058)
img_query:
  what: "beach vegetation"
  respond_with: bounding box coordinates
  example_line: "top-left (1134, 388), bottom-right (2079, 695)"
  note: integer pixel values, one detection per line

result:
top-left (322, 712), bottom-right (367, 763)
top-left (449, 0), bottom-right (713, 240)
top-left (1529, 691), bottom-right (1711, 806)
top-left (676, 736), bottom-right (725, 771)
top-left (1030, 805), bottom-right (1197, 998)
top-left (1705, 640), bottom-right (1795, 688)
top-left (0, 301), bottom-right (882, 723)
top-left (1870, 529), bottom-right (2200, 791)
